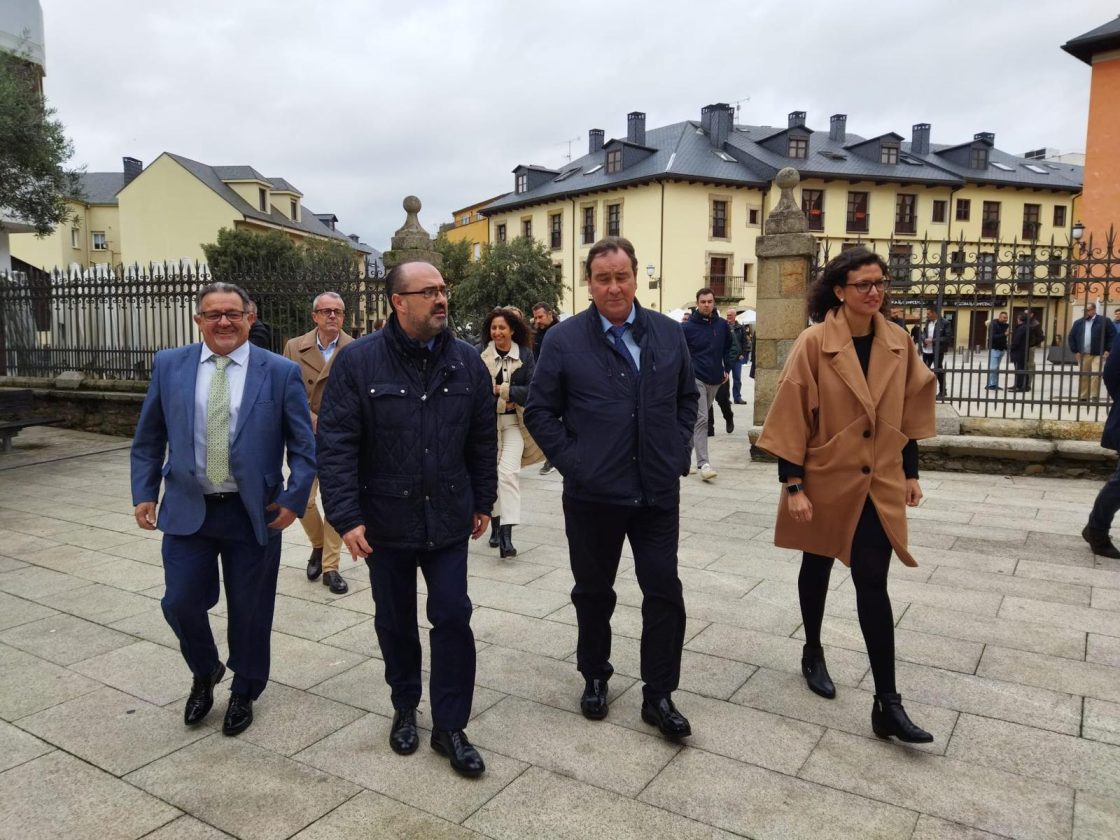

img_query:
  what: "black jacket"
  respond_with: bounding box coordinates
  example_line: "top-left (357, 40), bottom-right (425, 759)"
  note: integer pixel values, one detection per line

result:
top-left (682, 310), bottom-right (734, 384)
top-left (1009, 322), bottom-right (1032, 365)
top-left (524, 301), bottom-right (699, 508)
top-left (317, 315), bottom-right (498, 551)
top-left (989, 318), bottom-right (1009, 351)
top-left (1101, 333), bottom-right (1120, 450)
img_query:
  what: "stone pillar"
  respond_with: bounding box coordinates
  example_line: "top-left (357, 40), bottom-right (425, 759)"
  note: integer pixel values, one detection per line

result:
top-left (382, 195), bottom-right (442, 271)
top-left (753, 168), bottom-right (817, 427)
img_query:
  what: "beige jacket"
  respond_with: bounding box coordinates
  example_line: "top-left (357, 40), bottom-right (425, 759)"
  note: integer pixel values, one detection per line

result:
top-left (756, 309), bottom-right (936, 566)
top-left (282, 327), bottom-right (354, 420)
top-left (479, 341), bottom-right (545, 468)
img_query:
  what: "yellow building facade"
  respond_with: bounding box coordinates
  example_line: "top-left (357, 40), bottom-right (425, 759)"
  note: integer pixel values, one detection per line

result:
top-left (443, 196), bottom-right (502, 261)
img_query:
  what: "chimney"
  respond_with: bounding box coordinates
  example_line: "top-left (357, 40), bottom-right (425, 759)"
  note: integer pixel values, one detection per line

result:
top-left (348, 234), bottom-right (359, 242)
top-left (788, 111), bottom-right (807, 129)
top-left (911, 123), bottom-right (930, 156)
top-left (627, 111), bottom-right (646, 146)
top-left (701, 104), bottom-right (714, 135)
top-left (589, 128), bottom-right (604, 154)
top-left (974, 131), bottom-right (995, 145)
top-left (123, 156), bottom-right (143, 186)
top-left (706, 103), bottom-right (733, 148)
top-left (829, 114), bottom-right (846, 143)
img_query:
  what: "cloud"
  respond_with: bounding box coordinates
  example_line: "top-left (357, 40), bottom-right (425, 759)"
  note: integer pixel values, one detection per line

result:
top-left (40, 0), bottom-right (1110, 250)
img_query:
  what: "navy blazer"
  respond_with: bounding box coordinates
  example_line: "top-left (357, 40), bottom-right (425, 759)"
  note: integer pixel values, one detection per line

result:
top-left (1068, 316), bottom-right (1116, 357)
top-left (130, 342), bottom-right (316, 546)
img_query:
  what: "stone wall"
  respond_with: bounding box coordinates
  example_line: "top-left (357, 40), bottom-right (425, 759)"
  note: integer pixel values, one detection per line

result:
top-left (1, 380), bottom-right (144, 437)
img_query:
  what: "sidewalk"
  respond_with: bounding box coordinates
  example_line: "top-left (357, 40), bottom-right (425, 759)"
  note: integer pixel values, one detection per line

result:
top-left (0, 421), bottom-right (1117, 839)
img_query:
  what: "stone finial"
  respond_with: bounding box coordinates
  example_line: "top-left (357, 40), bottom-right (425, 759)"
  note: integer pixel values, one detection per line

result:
top-left (765, 167), bottom-right (808, 235)
top-left (384, 195), bottom-right (442, 270)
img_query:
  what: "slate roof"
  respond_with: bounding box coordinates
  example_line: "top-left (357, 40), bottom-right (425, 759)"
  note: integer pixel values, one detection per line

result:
top-left (267, 177), bottom-right (302, 195)
top-left (73, 172), bottom-right (126, 205)
top-left (160, 153), bottom-right (367, 250)
top-left (1062, 17), bottom-right (1120, 64)
top-left (483, 113), bottom-right (1084, 216)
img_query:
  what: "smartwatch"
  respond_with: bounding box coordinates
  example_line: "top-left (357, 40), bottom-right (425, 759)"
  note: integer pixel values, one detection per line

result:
top-left (785, 483), bottom-right (804, 495)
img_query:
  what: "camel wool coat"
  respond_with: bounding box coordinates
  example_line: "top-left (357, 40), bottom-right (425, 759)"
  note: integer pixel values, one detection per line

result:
top-left (756, 309), bottom-right (936, 567)
top-left (283, 328), bottom-right (354, 421)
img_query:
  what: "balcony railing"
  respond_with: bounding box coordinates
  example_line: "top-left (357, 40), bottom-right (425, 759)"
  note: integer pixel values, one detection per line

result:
top-left (895, 219), bottom-right (917, 235)
top-left (846, 215), bottom-right (869, 233)
top-left (981, 220), bottom-right (1000, 238)
top-left (704, 275), bottom-right (748, 300)
top-left (806, 211), bottom-right (824, 232)
top-left (1022, 221), bottom-right (1041, 241)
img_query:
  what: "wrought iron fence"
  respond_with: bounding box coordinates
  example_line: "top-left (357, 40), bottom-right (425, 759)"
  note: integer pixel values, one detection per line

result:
top-left (0, 262), bottom-right (387, 380)
top-left (813, 229), bottom-right (1120, 422)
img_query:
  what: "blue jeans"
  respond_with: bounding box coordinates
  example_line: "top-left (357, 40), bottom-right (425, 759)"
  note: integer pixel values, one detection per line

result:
top-left (731, 359), bottom-right (744, 401)
top-left (987, 349), bottom-right (1005, 388)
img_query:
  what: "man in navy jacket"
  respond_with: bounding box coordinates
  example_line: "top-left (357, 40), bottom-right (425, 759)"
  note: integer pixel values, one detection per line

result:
top-left (317, 261), bottom-right (497, 778)
top-left (682, 288), bottom-right (734, 480)
top-left (1083, 330), bottom-right (1120, 558)
top-left (131, 282), bottom-right (315, 737)
top-left (1068, 303), bottom-right (1116, 403)
top-left (525, 236), bottom-right (699, 740)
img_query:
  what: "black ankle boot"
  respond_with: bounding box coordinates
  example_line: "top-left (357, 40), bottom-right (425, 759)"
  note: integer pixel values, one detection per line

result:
top-left (801, 644), bottom-right (836, 699)
top-left (872, 692), bottom-right (933, 743)
top-left (488, 516), bottom-right (501, 548)
top-left (1082, 525), bottom-right (1120, 559)
top-left (499, 525), bottom-right (517, 558)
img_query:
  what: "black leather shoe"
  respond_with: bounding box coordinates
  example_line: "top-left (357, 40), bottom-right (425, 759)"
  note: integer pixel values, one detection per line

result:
top-left (734, 399), bottom-right (747, 405)
top-left (871, 693), bottom-right (933, 743)
top-left (707, 424), bottom-right (715, 437)
top-left (499, 525), bottom-right (517, 558)
top-left (306, 547), bottom-right (323, 581)
top-left (222, 693), bottom-right (253, 736)
top-left (389, 707), bottom-right (419, 755)
top-left (641, 696), bottom-right (692, 739)
top-left (726, 416), bottom-right (734, 434)
top-left (1083, 525), bottom-right (1120, 559)
top-left (488, 516), bottom-right (501, 549)
top-left (580, 679), bottom-right (609, 720)
top-left (801, 644), bottom-right (836, 699)
top-left (322, 570), bottom-right (349, 594)
top-left (183, 662), bottom-right (225, 725)
top-left (431, 729), bottom-right (485, 777)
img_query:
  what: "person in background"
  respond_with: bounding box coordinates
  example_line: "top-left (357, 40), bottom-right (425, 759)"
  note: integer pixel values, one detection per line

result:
top-left (1068, 303), bottom-right (1115, 403)
top-left (247, 301), bottom-right (272, 351)
top-left (531, 302), bottom-right (558, 475)
top-left (1082, 329), bottom-right (1120, 559)
top-left (920, 307), bottom-right (949, 400)
top-left (888, 307), bottom-right (907, 331)
top-left (682, 288), bottom-right (734, 480)
top-left (479, 307), bottom-right (544, 557)
top-left (1008, 313), bottom-right (1032, 392)
top-left (757, 246), bottom-right (937, 744)
top-left (986, 311), bottom-right (1009, 391)
top-left (726, 308), bottom-right (749, 405)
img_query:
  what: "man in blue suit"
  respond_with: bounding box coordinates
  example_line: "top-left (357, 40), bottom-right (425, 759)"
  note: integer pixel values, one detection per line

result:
top-left (131, 281), bottom-right (315, 736)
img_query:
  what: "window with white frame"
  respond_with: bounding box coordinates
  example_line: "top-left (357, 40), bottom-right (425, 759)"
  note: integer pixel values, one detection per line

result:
top-left (92, 231), bottom-right (108, 251)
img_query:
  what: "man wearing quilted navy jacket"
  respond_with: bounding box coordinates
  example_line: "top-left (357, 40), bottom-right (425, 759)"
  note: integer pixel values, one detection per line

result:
top-left (317, 261), bottom-right (497, 778)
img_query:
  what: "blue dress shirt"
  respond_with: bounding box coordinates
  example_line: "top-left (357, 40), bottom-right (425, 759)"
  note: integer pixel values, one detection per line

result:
top-left (599, 306), bottom-right (640, 371)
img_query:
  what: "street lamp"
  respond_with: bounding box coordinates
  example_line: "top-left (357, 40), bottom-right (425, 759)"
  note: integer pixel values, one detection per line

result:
top-left (1072, 221), bottom-right (1085, 242)
top-left (646, 263), bottom-right (661, 310)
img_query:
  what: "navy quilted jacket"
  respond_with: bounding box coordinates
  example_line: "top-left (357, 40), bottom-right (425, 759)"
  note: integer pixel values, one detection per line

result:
top-left (317, 316), bottom-right (498, 551)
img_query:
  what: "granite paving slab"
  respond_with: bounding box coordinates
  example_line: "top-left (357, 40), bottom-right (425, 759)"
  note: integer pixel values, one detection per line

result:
top-left (290, 789), bottom-right (481, 839)
top-left (0, 751), bottom-right (180, 840)
top-left (977, 644), bottom-right (1120, 704)
top-left (0, 613), bottom-right (136, 665)
top-left (125, 734), bottom-right (359, 840)
top-left (0, 590), bottom-right (57, 631)
top-left (0, 719), bottom-right (53, 773)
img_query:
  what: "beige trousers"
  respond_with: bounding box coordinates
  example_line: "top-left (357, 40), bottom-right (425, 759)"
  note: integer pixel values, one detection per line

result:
top-left (494, 413), bottom-right (524, 526)
top-left (298, 477), bottom-right (341, 572)
top-left (1079, 355), bottom-right (1102, 402)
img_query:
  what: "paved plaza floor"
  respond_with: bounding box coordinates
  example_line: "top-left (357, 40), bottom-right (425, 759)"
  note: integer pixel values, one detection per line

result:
top-left (0, 420), bottom-right (1118, 839)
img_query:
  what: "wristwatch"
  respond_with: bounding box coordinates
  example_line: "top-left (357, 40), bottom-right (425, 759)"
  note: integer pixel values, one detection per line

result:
top-left (785, 483), bottom-right (804, 495)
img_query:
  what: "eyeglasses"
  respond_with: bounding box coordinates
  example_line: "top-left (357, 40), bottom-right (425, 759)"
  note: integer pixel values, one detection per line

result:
top-left (844, 280), bottom-right (888, 295)
top-left (313, 308), bottom-right (345, 317)
top-left (396, 286), bottom-right (450, 300)
top-left (199, 310), bottom-right (246, 323)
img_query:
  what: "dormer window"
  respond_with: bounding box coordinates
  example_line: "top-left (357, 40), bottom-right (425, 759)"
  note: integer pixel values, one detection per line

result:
top-left (788, 136), bottom-right (808, 159)
top-left (607, 149), bottom-right (622, 174)
top-left (258, 187), bottom-right (267, 211)
top-left (969, 147), bottom-right (989, 169)
top-left (515, 174), bottom-right (527, 194)
top-left (880, 144), bottom-right (899, 165)
top-left (290, 199), bottom-right (298, 221)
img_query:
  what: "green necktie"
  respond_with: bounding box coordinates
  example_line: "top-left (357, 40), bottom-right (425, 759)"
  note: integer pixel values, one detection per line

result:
top-left (206, 356), bottom-right (232, 485)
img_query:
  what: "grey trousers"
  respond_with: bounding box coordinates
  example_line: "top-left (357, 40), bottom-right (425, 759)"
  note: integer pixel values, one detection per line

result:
top-left (691, 380), bottom-right (722, 467)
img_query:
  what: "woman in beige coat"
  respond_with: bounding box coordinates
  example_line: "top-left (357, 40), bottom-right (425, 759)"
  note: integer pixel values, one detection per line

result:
top-left (479, 308), bottom-right (544, 557)
top-left (757, 247), bottom-right (937, 743)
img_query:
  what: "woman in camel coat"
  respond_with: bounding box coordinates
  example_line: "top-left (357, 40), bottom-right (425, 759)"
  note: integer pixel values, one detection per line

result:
top-left (757, 246), bottom-right (937, 743)
top-left (479, 307), bottom-right (544, 557)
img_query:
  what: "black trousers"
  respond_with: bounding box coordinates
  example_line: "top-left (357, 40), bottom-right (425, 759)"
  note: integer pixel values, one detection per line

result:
top-left (708, 380), bottom-right (734, 432)
top-left (562, 495), bottom-right (686, 701)
top-left (366, 542), bottom-right (475, 730)
top-left (161, 495), bottom-right (282, 700)
top-left (798, 496), bottom-right (896, 695)
top-left (923, 352), bottom-right (946, 396)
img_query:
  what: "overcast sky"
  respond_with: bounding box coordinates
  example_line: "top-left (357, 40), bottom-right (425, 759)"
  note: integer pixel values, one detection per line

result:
top-left (38, 0), bottom-right (1116, 249)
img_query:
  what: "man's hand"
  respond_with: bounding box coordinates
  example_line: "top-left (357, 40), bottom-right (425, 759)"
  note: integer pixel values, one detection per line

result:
top-left (266, 503), bottom-right (297, 530)
top-left (722, 372), bottom-right (730, 384)
top-left (470, 513), bottom-right (491, 540)
top-left (134, 501), bottom-right (157, 530)
top-left (493, 384), bottom-right (501, 396)
top-left (906, 478), bottom-right (923, 507)
top-left (1075, 353), bottom-right (1082, 363)
top-left (342, 524), bottom-right (373, 560)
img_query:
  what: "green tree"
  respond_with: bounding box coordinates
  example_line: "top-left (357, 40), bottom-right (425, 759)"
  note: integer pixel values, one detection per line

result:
top-left (452, 237), bottom-right (561, 336)
top-left (433, 235), bottom-right (475, 290)
top-left (0, 48), bottom-right (81, 235)
top-left (200, 227), bottom-right (302, 279)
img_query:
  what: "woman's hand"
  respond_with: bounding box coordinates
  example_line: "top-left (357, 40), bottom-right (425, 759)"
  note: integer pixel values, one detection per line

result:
top-left (493, 383), bottom-right (501, 396)
top-left (787, 490), bottom-right (813, 523)
top-left (906, 478), bottom-right (923, 507)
